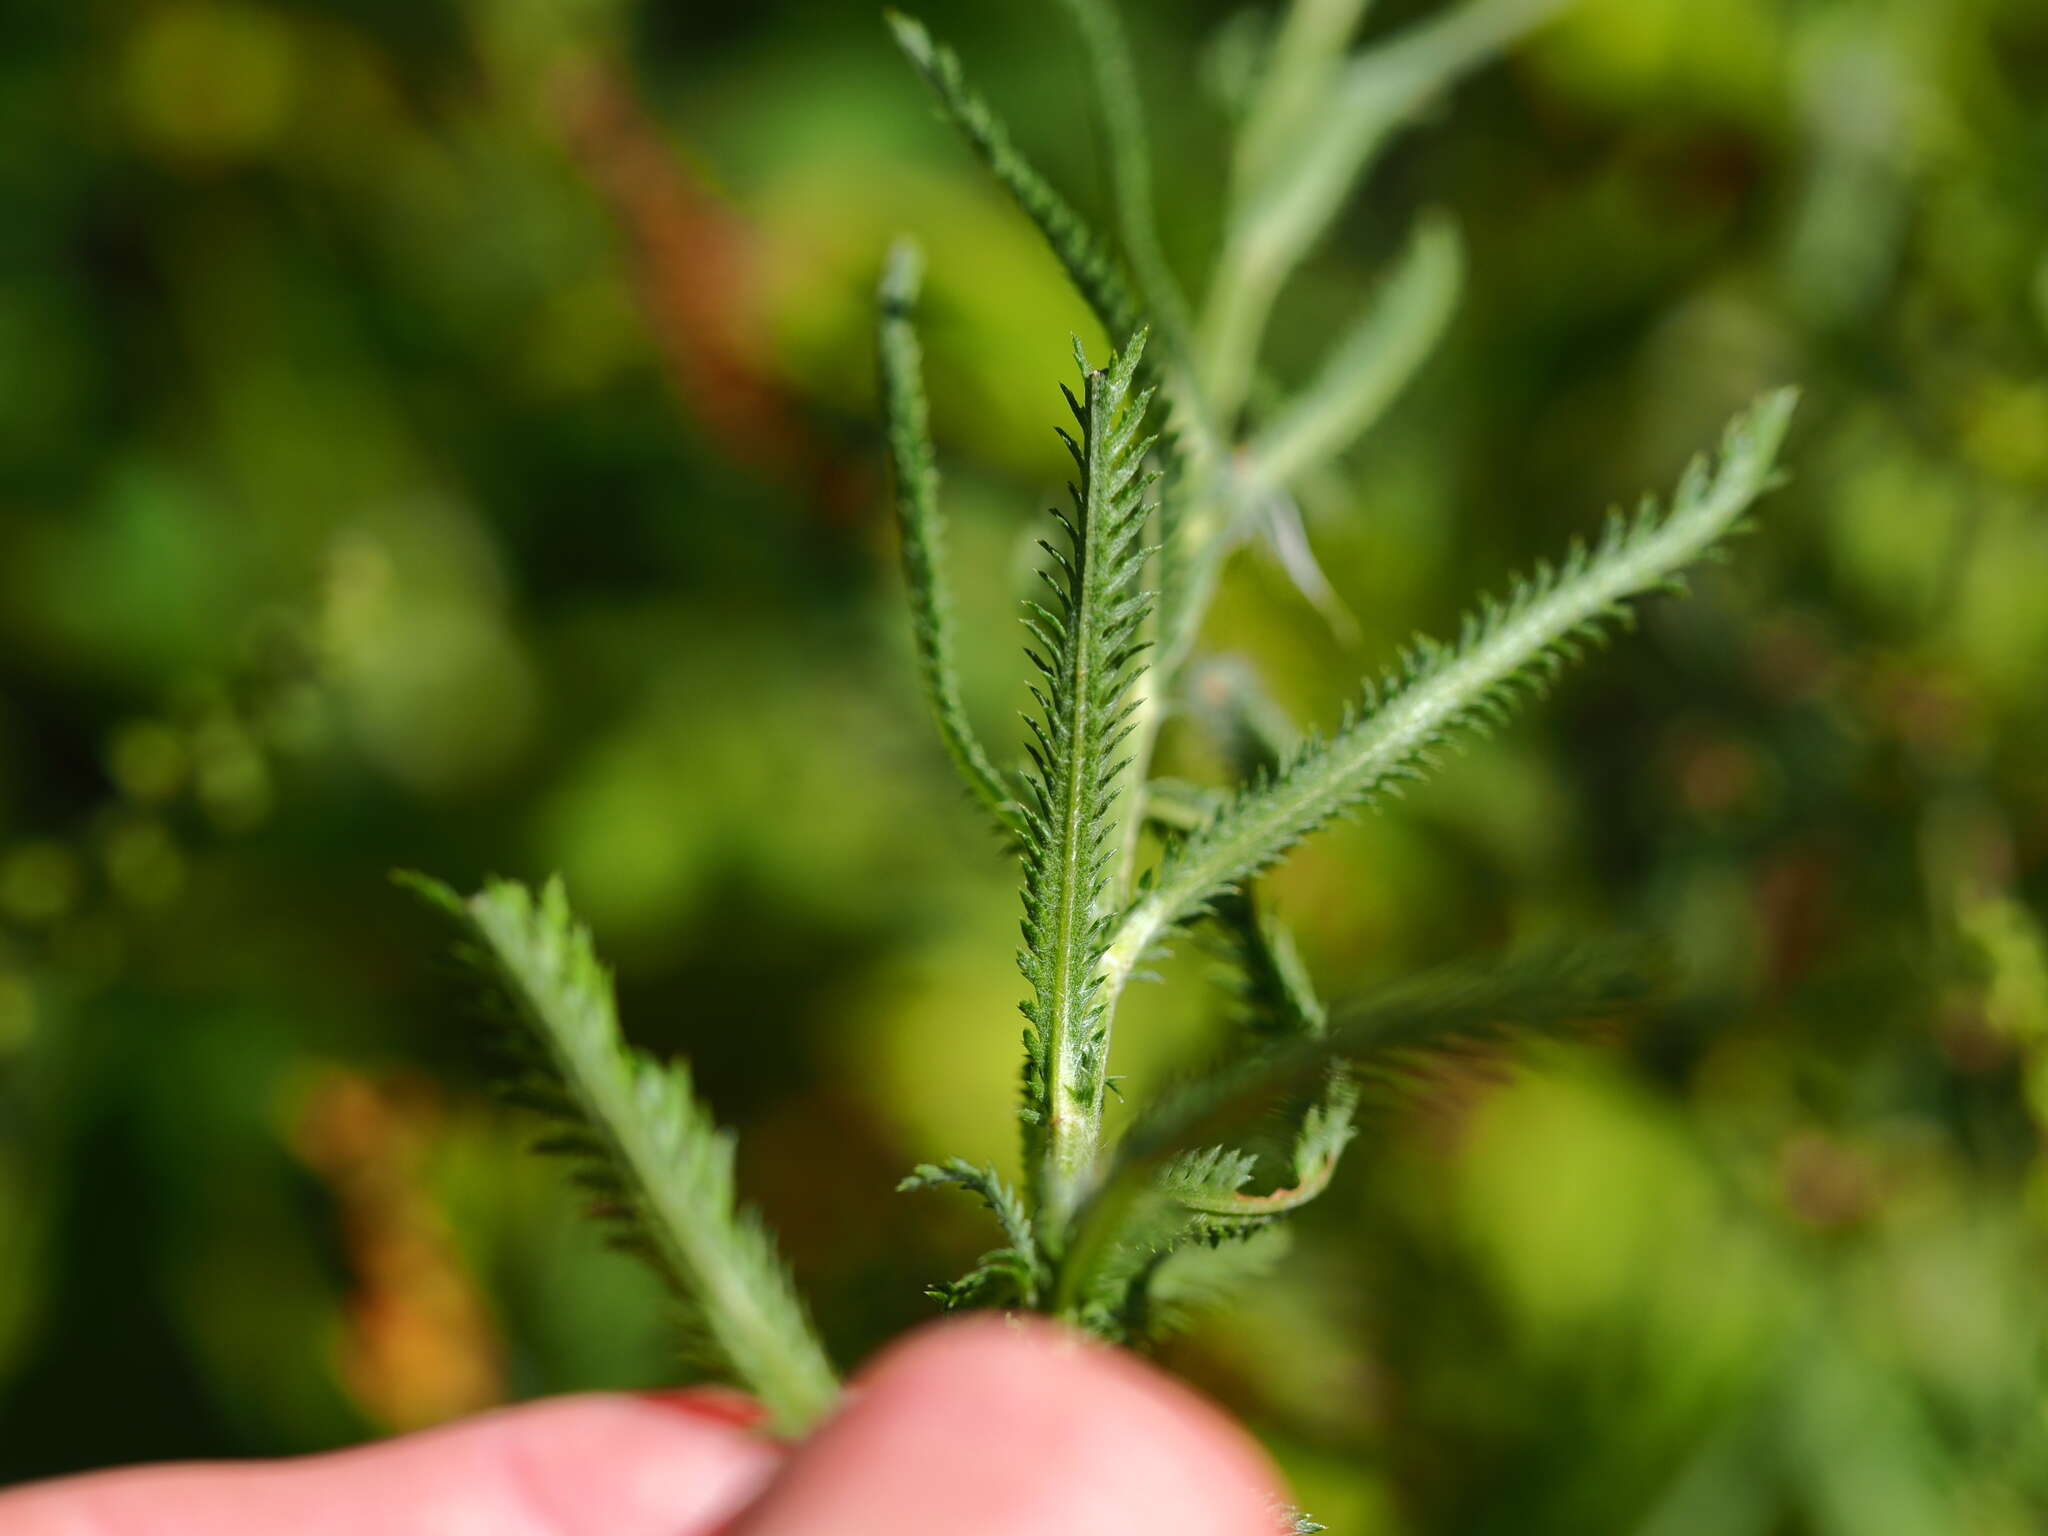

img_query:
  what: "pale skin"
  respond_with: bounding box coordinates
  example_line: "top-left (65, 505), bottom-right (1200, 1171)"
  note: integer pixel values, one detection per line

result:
top-left (0, 1316), bottom-right (1292, 1536)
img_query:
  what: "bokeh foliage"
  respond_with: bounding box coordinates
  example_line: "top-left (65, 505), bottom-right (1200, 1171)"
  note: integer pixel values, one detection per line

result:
top-left (2, 0), bottom-right (2046, 1528)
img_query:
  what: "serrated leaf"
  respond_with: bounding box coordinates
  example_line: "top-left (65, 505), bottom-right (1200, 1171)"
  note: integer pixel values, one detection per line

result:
top-left (402, 872), bottom-right (838, 1435)
top-left (1015, 333), bottom-right (1161, 1233)
top-left (1103, 389), bottom-right (1798, 989)
top-left (877, 238), bottom-right (1021, 836)
top-left (886, 11), bottom-right (1141, 345)
top-left (885, 8), bottom-right (1228, 491)
top-left (1057, 942), bottom-right (1657, 1330)
top-left (900, 1157), bottom-right (1045, 1307)
top-left (1048, 0), bottom-right (1195, 351)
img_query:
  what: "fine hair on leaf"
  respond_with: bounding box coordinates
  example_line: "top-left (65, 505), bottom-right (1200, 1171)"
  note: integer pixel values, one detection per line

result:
top-left (1102, 389), bottom-right (1799, 995)
top-left (877, 236), bottom-right (1021, 837)
top-left (402, 872), bottom-right (839, 1435)
top-left (1014, 330), bottom-right (1160, 1234)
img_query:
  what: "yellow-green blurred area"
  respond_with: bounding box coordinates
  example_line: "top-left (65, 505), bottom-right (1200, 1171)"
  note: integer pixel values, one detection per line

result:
top-left (2, 0), bottom-right (2046, 1526)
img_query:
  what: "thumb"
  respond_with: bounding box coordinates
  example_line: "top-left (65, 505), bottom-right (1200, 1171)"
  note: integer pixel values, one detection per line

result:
top-left (728, 1315), bottom-right (1289, 1536)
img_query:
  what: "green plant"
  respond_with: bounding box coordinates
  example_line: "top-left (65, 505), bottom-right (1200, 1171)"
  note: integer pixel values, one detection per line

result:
top-left (408, 0), bottom-right (1795, 1477)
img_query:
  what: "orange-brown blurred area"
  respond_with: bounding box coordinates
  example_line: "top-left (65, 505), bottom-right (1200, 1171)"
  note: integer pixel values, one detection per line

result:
top-left (2, 1), bottom-right (2046, 1529)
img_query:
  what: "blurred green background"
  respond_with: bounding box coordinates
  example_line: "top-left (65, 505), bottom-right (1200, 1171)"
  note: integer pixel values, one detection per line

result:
top-left (3, 0), bottom-right (2046, 1528)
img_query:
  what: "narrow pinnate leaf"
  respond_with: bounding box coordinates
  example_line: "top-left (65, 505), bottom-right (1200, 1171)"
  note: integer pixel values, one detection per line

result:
top-left (1016, 333), bottom-right (1159, 1232)
top-left (1160, 1143), bottom-right (1262, 1205)
top-left (1213, 889), bottom-right (1327, 1042)
top-left (885, 11), bottom-right (1141, 343)
top-left (1208, 893), bottom-right (1359, 1223)
top-left (1104, 390), bottom-right (1798, 987)
top-left (900, 1158), bottom-right (1037, 1257)
top-left (1192, 671), bottom-right (1357, 1234)
top-left (404, 873), bottom-right (839, 1435)
top-left (900, 1158), bottom-right (1044, 1307)
top-left (1290, 1068), bottom-right (1362, 1190)
top-left (1057, 944), bottom-right (1654, 1329)
top-left (1048, 0), bottom-right (1194, 349)
top-left (1062, 1143), bottom-right (1273, 1338)
top-left (884, 7), bottom-right (1229, 500)
top-left (877, 238), bottom-right (1020, 835)
top-left (1239, 0), bottom-right (1570, 253)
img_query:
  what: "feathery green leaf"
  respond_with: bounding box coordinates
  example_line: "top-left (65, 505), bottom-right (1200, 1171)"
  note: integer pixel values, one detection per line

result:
top-left (403, 873), bottom-right (839, 1435)
top-left (1015, 332), bottom-right (1160, 1234)
top-left (886, 11), bottom-right (1141, 343)
top-left (900, 1157), bottom-right (1037, 1255)
top-left (1058, 943), bottom-right (1654, 1327)
top-left (885, 8), bottom-right (1228, 489)
top-left (1207, 890), bottom-right (1356, 1220)
top-left (1057, 1144), bottom-right (1263, 1338)
top-left (1049, 0), bottom-right (1194, 350)
top-left (1213, 888), bottom-right (1329, 1042)
top-left (1104, 389), bottom-right (1798, 988)
top-left (899, 1158), bottom-right (1044, 1307)
top-left (877, 239), bottom-right (1021, 836)
top-left (1182, 650), bottom-right (1355, 1218)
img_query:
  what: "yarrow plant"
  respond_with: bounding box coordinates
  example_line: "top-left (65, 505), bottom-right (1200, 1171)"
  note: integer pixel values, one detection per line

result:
top-left (407, 0), bottom-right (1796, 1511)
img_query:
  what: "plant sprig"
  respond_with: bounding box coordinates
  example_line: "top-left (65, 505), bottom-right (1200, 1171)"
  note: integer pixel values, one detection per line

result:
top-left (879, 0), bottom-right (1793, 1334)
top-left (402, 8), bottom-right (1800, 1511)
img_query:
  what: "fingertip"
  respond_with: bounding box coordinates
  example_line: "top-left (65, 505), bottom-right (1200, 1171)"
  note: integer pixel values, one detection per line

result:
top-left (731, 1315), bottom-right (1288, 1536)
top-left (0, 1391), bottom-right (785, 1536)
top-left (482, 1391), bottom-right (785, 1533)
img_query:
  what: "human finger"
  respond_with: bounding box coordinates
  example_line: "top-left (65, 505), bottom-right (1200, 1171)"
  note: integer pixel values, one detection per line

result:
top-left (0, 1389), bottom-right (783, 1536)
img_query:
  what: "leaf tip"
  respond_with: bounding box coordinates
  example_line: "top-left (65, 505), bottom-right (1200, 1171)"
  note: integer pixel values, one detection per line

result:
top-left (879, 234), bottom-right (924, 310)
top-left (882, 9), bottom-right (933, 65)
top-left (391, 868), bottom-right (462, 916)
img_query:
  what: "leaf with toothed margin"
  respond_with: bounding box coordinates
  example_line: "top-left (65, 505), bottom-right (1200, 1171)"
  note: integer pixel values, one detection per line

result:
top-left (885, 10), bottom-right (1141, 344)
top-left (877, 238), bottom-right (1021, 838)
top-left (900, 1158), bottom-right (1045, 1307)
top-left (1056, 943), bottom-right (1657, 1336)
top-left (1014, 330), bottom-right (1161, 1230)
top-left (1103, 389), bottom-right (1798, 988)
top-left (401, 872), bottom-right (839, 1436)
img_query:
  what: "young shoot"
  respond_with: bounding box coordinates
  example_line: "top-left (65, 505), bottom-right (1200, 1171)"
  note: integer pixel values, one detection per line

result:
top-left (406, 1), bottom-right (1796, 1479)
